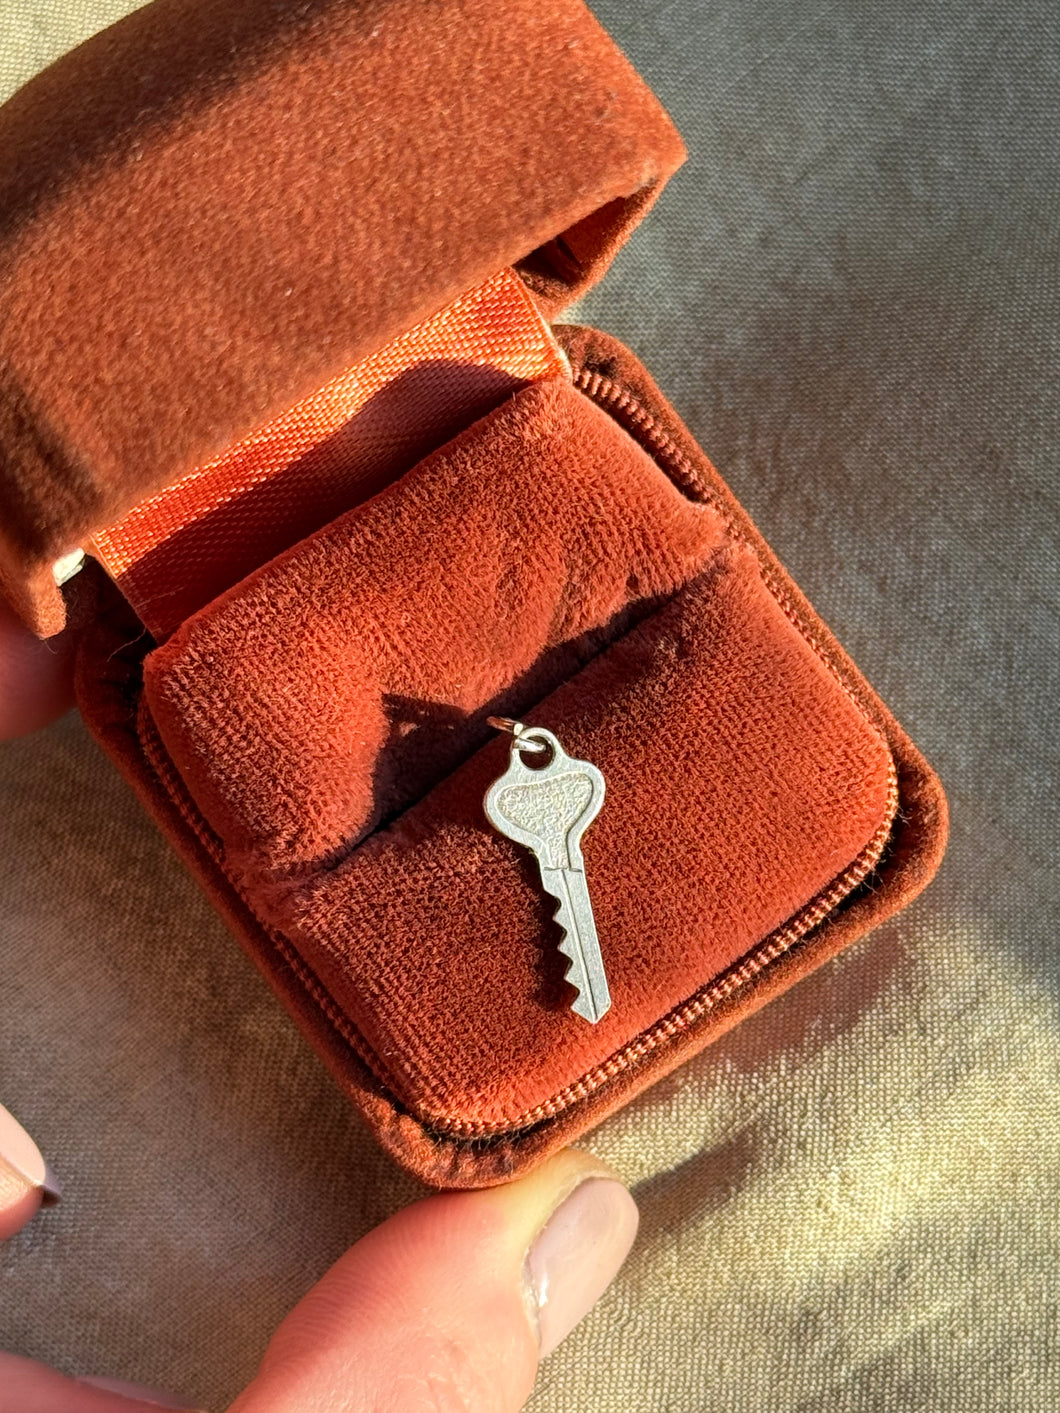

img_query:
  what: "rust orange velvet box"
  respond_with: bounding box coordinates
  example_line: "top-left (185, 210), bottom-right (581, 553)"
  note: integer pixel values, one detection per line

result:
top-left (0, 0), bottom-right (946, 1187)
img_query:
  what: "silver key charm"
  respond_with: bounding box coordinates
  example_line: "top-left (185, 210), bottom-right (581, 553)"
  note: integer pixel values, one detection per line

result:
top-left (484, 718), bottom-right (611, 1024)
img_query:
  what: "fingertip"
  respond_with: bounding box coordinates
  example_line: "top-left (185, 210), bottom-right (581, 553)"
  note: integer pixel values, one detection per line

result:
top-left (0, 1101), bottom-right (57, 1239)
top-left (524, 1175), bottom-right (639, 1359)
top-left (77, 1375), bottom-right (205, 1409)
top-left (0, 592), bottom-right (77, 738)
top-left (0, 1177), bottom-right (43, 1240)
top-left (0, 1354), bottom-right (199, 1412)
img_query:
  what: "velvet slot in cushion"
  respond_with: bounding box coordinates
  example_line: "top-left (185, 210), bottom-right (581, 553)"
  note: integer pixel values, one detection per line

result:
top-left (140, 375), bottom-right (897, 1135)
top-left (278, 548), bottom-right (896, 1131)
top-left (141, 378), bottom-right (728, 882)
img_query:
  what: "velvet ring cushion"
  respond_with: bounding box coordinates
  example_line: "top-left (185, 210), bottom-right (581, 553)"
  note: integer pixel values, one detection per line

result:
top-left (141, 375), bottom-right (898, 1136)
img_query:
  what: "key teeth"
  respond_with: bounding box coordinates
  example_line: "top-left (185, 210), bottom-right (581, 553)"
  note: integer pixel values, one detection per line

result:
top-left (553, 899), bottom-right (578, 969)
top-left (552, 895), bottom-right (573, 946)
top-left (548, 889), bottom-right (610, 1023)
top-left (553, 898), bottom-right (591, 1009)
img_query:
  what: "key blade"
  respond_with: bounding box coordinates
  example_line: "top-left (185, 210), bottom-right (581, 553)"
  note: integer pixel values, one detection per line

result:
top-left (540, 866), bottom-right (612, 1024)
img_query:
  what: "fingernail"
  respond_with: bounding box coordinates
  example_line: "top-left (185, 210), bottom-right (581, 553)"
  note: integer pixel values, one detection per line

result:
top-left (0, 1102), bottom-right (61, 1202)
top-left (524, 1176), bottom-right (639, 1359)
top-left (77, 1376), bottom-right (203, 1409)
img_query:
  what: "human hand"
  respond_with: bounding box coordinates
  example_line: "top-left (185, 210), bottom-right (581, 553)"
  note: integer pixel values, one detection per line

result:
top-left (1, 602), bottom-right (640, 1412)
top-left (1, 1106), bottom-right (637, 1412)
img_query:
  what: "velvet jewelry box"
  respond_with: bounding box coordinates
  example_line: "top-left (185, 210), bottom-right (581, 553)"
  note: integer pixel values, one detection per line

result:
top-left (0, 0), bottom-right (947, 1187)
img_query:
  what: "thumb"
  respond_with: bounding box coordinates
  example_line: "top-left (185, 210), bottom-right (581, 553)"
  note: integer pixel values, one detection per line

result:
top-left (228, 1148), bottom-right (638, 1413)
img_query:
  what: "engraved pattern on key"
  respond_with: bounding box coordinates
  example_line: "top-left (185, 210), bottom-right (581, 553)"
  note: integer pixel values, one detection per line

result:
top-left (484, 724), bottom-right (611, 1024)
top-left (493, 775), bottom-right (593, 869)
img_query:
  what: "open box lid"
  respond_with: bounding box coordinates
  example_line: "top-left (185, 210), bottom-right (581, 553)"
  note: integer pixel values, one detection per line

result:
top-left (0, 0), bottom-right (685, 635)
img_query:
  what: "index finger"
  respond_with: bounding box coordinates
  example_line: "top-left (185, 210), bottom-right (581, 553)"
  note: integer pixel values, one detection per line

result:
top-left (0, 595), bottom-right (77, 739)
top-left (0, 1103), bottom-right (59, 1239)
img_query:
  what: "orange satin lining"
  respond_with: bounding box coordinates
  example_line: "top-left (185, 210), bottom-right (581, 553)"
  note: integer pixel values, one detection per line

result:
top-left (90, 268), bottom-right (568, 638)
